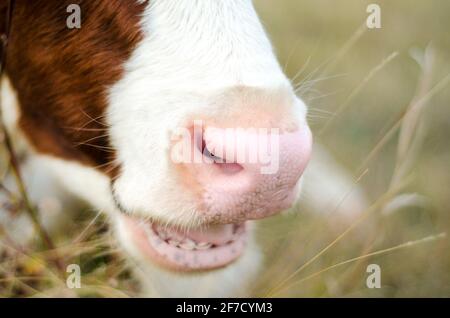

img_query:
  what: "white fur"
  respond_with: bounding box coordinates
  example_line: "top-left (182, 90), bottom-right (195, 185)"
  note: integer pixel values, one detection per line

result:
top-left (0, 0), bottom-right (367, 297)
top-left (105, 1), bottom-right (298, 296)
top-left (107, 0), bottom-right (304, 226)
top-left (1, 1), bottom-right (291, 297)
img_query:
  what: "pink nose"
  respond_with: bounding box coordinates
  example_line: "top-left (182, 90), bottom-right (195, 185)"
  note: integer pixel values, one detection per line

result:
top-left (186, 125), bottom-right (312, 224)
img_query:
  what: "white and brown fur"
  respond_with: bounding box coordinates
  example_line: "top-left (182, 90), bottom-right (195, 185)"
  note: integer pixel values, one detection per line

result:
top-left (0, 0), bottom-right (366, 297)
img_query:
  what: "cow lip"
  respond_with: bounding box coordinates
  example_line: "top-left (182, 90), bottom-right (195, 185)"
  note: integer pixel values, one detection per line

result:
top-left (120, 214), bottom-right (247, 272)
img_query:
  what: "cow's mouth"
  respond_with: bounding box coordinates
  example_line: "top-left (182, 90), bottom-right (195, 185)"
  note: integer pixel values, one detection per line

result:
top-left (120, 214), bottom-right (247, 271)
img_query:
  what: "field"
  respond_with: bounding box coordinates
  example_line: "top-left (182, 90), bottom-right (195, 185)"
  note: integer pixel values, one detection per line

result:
top-left (1, 0), bottom-right (449, 297)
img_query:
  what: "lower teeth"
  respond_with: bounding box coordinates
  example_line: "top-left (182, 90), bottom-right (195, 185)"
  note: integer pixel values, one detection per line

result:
top-left (168, 239), bottom-right (180, 247)
top-left (196, 242), bottom-right (213, 250)
top-left (151, 226), bottom-right (239, 251)
top-left (178, 239), bottom-right (196, 250)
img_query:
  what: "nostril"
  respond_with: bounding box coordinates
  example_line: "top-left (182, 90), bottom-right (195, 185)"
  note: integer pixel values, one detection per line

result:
top-left (184, 123), bottom-right (312, 222)
top-left (194, 128), bottom-right (244, 175)
top-left (202, 143), bottom-right (222, 162)
top-left (202, 139), bottom-right (244, 175)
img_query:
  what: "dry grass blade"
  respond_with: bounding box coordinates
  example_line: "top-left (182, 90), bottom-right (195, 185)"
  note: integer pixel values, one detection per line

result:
top-left (317, 22), bottom-right (367, 77)
top-left (320, 51), bottom-right (400, 135)
top-left (265, 176), bottom-right (412, 297)
top-left (358, 70), bottom-right (450, 175)
top-left (0, 1), bottom-right (61, 267)
top-left (271, 232), bottom-right (446, 295)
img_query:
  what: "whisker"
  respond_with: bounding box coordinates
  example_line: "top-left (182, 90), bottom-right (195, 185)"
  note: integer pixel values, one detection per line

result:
top-left (74, 134), bottom-right (110, 147)
top-left (304, 90), bottom-right (343, 103)
top-left (79, 108), bottom-right (110, 128)
top-left (306, 114), bottom-right (333, 120)
top-left (290, 34), bottom-right (325, 84)
top-left (63, 126), bottom-right (108, 132)
top-left (320, 51), bottom-right (399, 135)
top-left (295, 73), bottom-right (348, 94)
top-left (75, 143), bottom-right (115, 152)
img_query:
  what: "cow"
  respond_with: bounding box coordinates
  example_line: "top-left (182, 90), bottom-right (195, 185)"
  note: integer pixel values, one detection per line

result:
top-left (0, 0), bottom-right (366, 297)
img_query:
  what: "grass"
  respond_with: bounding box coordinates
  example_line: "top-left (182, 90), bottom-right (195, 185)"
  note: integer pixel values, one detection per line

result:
top-left (1, 0), bottom-right (449, 297)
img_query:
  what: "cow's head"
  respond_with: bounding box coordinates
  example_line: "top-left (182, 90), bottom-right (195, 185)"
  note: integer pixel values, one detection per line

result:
top-left (6, 0), bottom-right (312, 274)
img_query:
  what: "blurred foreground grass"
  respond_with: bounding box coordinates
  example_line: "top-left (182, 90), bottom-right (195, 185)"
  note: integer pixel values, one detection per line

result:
top-left (1, 0), bottom-right (449, 297)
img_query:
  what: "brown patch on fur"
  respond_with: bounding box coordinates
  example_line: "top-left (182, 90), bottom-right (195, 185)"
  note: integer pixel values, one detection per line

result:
top-left (3, 0), bottom-right (148, 176)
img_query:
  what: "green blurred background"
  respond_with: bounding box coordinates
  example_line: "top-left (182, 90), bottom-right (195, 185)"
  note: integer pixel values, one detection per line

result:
top-left (252, 0), bottom-right (450, 297)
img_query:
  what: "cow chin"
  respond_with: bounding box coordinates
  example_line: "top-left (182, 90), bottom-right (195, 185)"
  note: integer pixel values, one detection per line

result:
top-left (115, 212), bottom-right (249, 272)
top-left (113, 215), bottom-right (262, 297)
